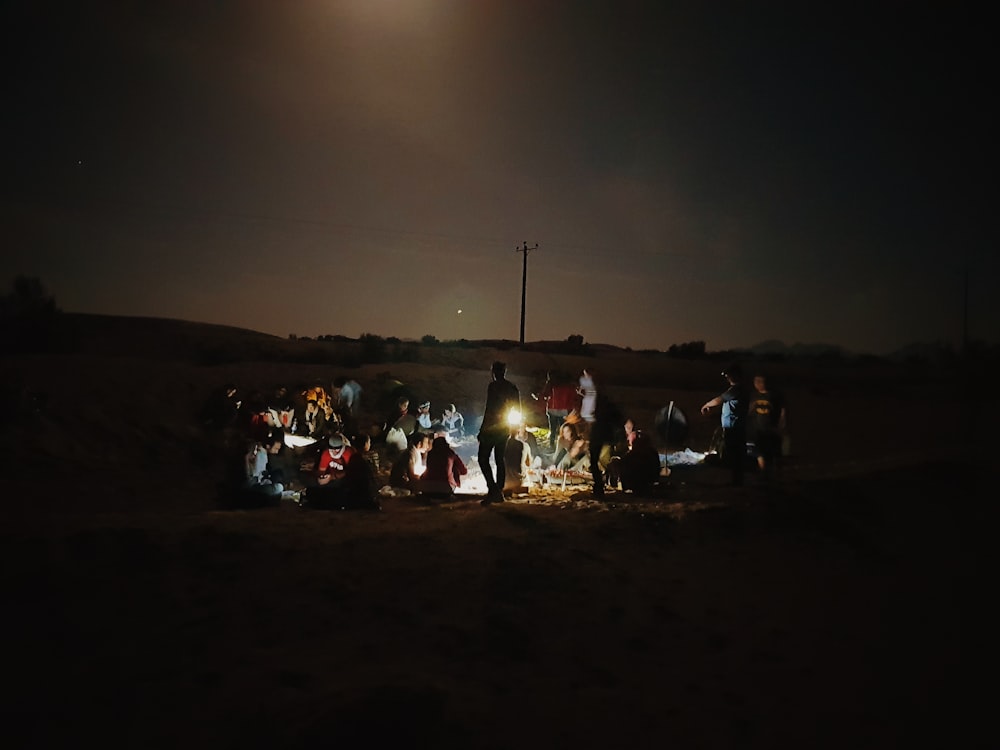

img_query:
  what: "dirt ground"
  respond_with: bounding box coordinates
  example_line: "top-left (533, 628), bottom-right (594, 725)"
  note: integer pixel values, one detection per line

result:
top-left (0, 327), bottom-right (987, 748)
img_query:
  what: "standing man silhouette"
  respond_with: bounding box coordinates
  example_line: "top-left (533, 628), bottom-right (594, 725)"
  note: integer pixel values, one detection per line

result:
top-left (701, 363), bottom-right (750, 486)
top-left (478, 361), bottom-right (521, 505)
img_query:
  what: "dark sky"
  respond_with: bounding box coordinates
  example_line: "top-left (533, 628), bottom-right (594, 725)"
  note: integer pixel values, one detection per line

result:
top-left (3, 1), bottom-right (995, 354)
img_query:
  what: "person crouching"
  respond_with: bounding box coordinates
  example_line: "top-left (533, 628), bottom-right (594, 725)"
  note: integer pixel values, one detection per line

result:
top-left (303, 433), bottom-right (380, 510)
top-left (420, 436), bottom-right (468, 498)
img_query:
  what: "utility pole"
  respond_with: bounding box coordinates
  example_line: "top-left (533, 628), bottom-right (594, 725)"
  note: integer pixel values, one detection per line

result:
top-left (516, 241), bottom-right (538, 345)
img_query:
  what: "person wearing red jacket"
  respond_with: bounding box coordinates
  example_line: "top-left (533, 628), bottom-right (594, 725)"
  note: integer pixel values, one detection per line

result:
top-left (534, 372), bottom-right (580, 452)
top-left (304, 433), bottom-right (380, 510)
top-left (420, 436), bottom-right (468, 497)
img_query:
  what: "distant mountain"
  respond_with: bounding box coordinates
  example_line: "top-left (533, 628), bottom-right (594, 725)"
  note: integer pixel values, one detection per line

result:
top-left (741, 340), bottom-right (852, 358)
top-left (884, 340), bottom-right (958, 363)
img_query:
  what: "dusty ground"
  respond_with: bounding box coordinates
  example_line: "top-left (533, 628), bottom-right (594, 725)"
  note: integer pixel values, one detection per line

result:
top-left (0, 323), bottom-right (987, 748)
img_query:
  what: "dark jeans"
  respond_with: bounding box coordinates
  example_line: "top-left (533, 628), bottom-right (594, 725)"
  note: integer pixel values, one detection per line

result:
top-left (478, 428), bottom-right (508, 493)
top-left (755, 431), bottom-right (781, 477)
top-left (723, 428), bottom-right (747, 486)
top-left (589, 426), bottom-right (613, 494)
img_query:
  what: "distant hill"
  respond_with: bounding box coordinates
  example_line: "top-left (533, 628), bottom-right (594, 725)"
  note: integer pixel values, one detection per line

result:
top-left (741, 339), bottom-right (853, 359)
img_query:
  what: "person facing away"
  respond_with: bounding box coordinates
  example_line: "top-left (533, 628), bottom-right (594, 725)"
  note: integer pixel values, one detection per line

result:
top-left (588, 389), bottom-right (623, 498)
top-left (421, 435), bottom-right (468, 496)
top-left (333, 376), bottom-right (362, 417)
top-left (609, 420), bottom-right (662, 493)
top-left (478, 360), bottom-right (521, 505)
top-left (503, 424), bottom-right (533, 492)
top-left (750, 373), bottom-right (786, 481)
top-left (701, 363), bottom-right (750, 486)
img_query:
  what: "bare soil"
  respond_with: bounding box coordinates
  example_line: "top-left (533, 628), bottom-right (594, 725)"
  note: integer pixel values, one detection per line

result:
top-left (0, 318), bottom-right (986, 748)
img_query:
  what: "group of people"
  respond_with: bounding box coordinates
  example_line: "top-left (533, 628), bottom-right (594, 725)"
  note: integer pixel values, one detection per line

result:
top-left (701, 363), bottom-right (787, 486)
top-left (202, 378), bottom-right (381, 509)
top-left (203, 375), bottom-right (475, 510)
top-left (202, 358), bottom-right (787, 510)
top-left (479, 363), bottom-right (673, 504)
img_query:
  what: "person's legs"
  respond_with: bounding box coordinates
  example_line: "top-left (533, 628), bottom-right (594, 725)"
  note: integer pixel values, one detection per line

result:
top-left (760, 433), bottom-right (779, 481)
top-left (590, 437), bottom-right (606, 497)
top-left (724, 429), bottom-right (745, 486)
top-left (478, 435), bottom-right (494, 495)
top-left (493, 438), bottom-right (507, 495)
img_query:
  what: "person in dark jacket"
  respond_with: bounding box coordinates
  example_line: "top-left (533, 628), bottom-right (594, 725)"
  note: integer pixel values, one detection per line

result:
top-left (478, 361), bottom-right (521, 505)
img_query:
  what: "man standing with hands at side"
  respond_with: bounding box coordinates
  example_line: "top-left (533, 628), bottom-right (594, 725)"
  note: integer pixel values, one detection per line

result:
top-left (478, 361), bottom-right (521, 506)
top-left (701, 363), bottom-right (750, 487)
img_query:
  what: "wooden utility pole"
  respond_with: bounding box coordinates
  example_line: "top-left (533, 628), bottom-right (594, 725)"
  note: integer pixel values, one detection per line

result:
top-left (516, 241), bottom-right (538, 345)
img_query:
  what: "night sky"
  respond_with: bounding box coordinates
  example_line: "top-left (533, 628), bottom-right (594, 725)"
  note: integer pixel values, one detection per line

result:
top-left (3, 1), bottom-right (995, 354)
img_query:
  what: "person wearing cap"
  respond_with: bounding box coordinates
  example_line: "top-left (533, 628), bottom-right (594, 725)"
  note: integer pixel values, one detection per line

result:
top-left (701, 363), bottom-right (750, 486)
top-left (416, 400), bottom-right (433, 430)
top-left (478, 361), bottom-right (521, 505)
top-left (305, 432), bottom-right (379, 510)
top-left (440, 403), bottom-right (465, 438)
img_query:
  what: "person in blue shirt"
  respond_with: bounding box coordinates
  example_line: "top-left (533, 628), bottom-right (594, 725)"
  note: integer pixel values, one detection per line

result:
top-left (701, 363), bottom-right (750, 486)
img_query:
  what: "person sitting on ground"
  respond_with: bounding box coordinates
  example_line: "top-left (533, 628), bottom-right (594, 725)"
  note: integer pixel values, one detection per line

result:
top-left (503, 425), bottom-right (534, 492)
top-left (302, 399), bottom-right (327, 439)
top-left (384, 396), bottom-right (412, 433)
top-left (353, 432), bottom-right (380, 475)
top-left (420, 435), bottom-right (468, 497)
top-left (238, 390), bottom-right (269, 440)
top-left (552, 422), bottom-right (588, 471)
top-left (608, 420), bottom-right (662, 494)
top-left (389, 431), bottom-right (431, 491)
top-left (440, 403), bottom-right (465, 438)
top-left (516, 422), bottom-right (541, 464)
top-left (323, 402), bottom-right (346, 436)
top-left (233, 433), bottom-right (285, 507)
top-left (269, 386), bottom-right (295, 433)
top-left (384, 397), bottom-right (417, 455)
top-left (301, 383), bottom-right (330, 412)
top-left (303, 433), bottom-right (379, 510)
top-left (416, 400), bottom-right (433, 430)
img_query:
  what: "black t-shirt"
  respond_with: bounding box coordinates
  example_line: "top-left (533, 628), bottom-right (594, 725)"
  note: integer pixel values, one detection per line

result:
top-left (749, 390), bottom-right (783, 433)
